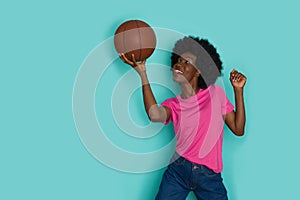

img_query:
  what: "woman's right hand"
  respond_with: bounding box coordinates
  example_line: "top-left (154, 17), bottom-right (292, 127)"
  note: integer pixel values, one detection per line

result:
top-left (119, 53), bottom-right (146, 75)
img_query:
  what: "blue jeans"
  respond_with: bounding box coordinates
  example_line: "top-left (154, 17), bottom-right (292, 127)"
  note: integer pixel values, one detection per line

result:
top-left (155, 155), bottom-right (228, 200)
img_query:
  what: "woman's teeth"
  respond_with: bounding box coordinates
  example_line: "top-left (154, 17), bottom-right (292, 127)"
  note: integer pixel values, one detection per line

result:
top-left (174, 69), bottom-right (183, 74)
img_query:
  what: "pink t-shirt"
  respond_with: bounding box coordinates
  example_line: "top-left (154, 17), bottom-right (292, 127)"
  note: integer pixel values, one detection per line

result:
top-left (161, 84), bottom-right (234, 173)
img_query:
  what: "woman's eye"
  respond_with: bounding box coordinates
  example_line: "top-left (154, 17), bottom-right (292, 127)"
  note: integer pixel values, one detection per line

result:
top-left (185, 60), bottom-right (190, 64)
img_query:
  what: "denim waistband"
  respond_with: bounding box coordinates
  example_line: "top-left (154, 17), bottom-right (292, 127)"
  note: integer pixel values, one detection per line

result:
top-left (170, 153), bottom-right (213, 171)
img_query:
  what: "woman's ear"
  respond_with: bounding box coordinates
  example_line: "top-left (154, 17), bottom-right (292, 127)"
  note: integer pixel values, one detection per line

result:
top-left (195, 68), bottom-right (201, 77)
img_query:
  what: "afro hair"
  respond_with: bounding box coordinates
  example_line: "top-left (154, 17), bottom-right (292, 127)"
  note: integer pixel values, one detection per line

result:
top-left (171, 36), bottom-right (223, 89)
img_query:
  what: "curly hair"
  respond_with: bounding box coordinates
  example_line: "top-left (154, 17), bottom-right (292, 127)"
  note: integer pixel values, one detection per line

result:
top-left (171, 36), bottom-right (223, 89)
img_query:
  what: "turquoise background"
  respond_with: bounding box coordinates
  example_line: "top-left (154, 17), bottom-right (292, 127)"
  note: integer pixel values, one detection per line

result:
top-left (1, 0), bottom-right (300, 199)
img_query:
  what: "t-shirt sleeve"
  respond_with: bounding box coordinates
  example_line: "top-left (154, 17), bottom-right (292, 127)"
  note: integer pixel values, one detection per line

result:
top-left (160, 98), bottom-right (173, 124)
top-left (215, 85), bottom-right (235, 115)
top-left (223, 95), bottom-right (234, 115)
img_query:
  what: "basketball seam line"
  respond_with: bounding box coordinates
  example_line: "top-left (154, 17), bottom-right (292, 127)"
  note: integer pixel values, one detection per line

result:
top-left (135, 20), bottom-right (142, 61)
top-left (123, 23), bottom-right (128, 57)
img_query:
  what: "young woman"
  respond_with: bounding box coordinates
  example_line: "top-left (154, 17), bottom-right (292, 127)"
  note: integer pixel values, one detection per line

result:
top-left (120, 36), bottom-right (247, 200)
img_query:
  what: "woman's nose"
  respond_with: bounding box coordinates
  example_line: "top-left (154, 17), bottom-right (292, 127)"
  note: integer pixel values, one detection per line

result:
top-left (174, 63), bottom-right (181, 68)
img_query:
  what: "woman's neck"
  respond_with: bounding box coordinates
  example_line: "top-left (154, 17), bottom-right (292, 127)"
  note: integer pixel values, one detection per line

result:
top-left (180, 82), bottom-right (200, 99)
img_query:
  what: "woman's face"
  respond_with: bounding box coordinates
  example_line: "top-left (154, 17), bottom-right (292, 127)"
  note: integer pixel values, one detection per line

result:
top-left (172, 51), bottom-right (200, 84)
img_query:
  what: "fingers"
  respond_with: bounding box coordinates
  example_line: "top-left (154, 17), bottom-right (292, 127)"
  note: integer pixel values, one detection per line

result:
top-left (230, 69), bottom-right (237, 81)
top-left (119, 53), bottom-right (146, 67)
top-left (131, 54), bottom-right (137, 64)
top-left (119, 53), bottom-right (134, 66)
top-left (230, 69), bottom-right (247, 82)
top-left (131, 54), bottom-right (146, 66)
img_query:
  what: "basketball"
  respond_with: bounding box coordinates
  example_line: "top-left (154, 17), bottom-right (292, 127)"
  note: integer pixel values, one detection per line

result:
top-left (114, 20), bottom-right (156, 62)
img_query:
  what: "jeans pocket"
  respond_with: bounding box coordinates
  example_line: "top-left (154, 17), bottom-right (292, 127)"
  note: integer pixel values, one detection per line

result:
top-left (202, 165), bottom-right (218, 177)
top-left (173, 157), bottom-right (186, 165)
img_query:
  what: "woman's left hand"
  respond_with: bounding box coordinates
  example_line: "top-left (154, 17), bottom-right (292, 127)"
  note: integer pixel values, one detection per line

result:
top-left (230, 69), bottom-right (247, 88)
